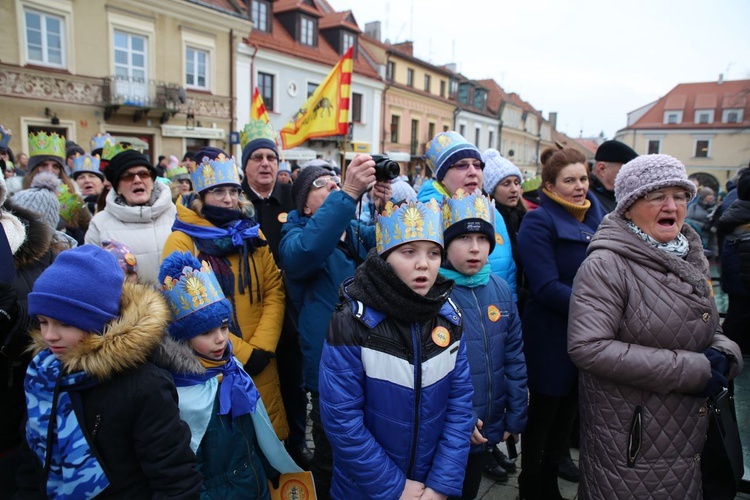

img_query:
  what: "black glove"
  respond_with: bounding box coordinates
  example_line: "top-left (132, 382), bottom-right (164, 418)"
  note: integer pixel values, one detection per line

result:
top-left (698, 348), bottom-right (729, 397)
top-left (244, 348), bottom-right (275, 376)
top-left (704, 348), bottom-right (729, 375)
top-left (0, 281), bottom-right (18, 335)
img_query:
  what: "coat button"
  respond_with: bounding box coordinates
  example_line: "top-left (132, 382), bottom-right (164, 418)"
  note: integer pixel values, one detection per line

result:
top-left (693, 454), bottom-right (701, 463)
top-left (586, 235), bottom-right (591, 240)
top-left (702, 312), bottom-right (710, 322)
top-left (699, 406), bottom-right (707, 417)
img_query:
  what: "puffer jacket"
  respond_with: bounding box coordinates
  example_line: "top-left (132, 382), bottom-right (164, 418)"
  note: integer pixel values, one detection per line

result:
top-left (418, 180), bottom-right (517, 300)
top-left (446, 274), bottom-right (527, 451)
top-left (568, 214), bottom-right (743, 500)
top-left (162, 198), bottom-right (288, 440)
top-left (319, 286), bottom-right (473, 499)
top-left (279, 190), bottom-right (375, 393)
top-left (85, 182), bottom-right (176, 284)
top-left (16, 283), bottom-right (202, 498)
top-left (717, 199), bottom-right (750, 295)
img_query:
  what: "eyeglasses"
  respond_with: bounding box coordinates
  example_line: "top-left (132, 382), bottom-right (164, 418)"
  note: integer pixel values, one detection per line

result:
top-left (206, 187), bottom-right (241, 199)
top-left (451, 160), bottom-right (485, 171)
top-left (312, 176), bottom-right (341, 189)
top-left (642, 190), bottom-right (691, 206)
top-left (249, 153), bottom-right (279, 163)
top-left (119, 170), bottom-right (153, 182)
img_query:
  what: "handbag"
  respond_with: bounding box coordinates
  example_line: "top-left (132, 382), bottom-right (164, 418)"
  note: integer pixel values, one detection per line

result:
top-left (701, 386), bottom-right (744, 500)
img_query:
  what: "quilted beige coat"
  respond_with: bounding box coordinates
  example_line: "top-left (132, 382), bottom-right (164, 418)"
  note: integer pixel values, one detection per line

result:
top-left (568, 214), bottom-right (742, 499)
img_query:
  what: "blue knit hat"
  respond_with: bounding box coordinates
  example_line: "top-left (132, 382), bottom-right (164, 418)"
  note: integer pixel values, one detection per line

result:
top-left (28, 245), bottom-right (124, 334)
top-left (159, 251), bottom-right (233, 341)
top-left (424, 131), bottom-right (481, 182)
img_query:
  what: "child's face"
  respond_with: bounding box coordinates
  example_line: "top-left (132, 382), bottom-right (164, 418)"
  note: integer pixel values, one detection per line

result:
top-left (39, 315), bottom-right (87, 358)
top-left (446, 233), bottom-right (491, 276)
top-left (190, 324), bottom-right (229, 360)
top-left (385, 241), bottom-right (442, 296)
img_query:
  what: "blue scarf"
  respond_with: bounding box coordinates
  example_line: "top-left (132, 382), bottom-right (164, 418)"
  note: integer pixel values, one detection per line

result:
top-left (25, 349), bottom-right (109, 499)
top-left (440, 264), bottom-right (492, 288)
top-left (171, 343), bottom-right (259, 421)
top-left (172, 217), bottom-right (262, 249)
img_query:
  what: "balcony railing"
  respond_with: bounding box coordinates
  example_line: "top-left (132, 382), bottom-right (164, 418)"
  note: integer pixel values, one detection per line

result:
top-left (102, 76), bottom-right (184, 121)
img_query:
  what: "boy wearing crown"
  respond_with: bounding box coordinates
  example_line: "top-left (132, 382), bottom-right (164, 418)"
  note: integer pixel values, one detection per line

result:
top-left (439, 189), bottom-right (528, 499)
top-left (318, 198), bottom-right (474, 500)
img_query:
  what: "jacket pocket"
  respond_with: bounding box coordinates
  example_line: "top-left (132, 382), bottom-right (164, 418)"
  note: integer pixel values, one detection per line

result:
top-left (627, 406), bottom-right (643, 468)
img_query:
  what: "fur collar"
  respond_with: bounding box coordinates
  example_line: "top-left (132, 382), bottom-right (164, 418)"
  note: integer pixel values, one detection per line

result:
top-left (153, 335), bottom-right (206, 376)
top-left (5, 201), bottom-right (53, 267)
top-left (29, 282), bottom-right (170, 380)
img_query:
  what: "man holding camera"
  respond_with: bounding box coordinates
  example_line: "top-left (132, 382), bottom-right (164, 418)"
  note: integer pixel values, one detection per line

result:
top-left (279, 154), bottom-right (390, 498)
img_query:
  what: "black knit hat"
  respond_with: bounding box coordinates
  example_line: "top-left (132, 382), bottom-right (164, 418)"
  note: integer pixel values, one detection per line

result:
top-left (291, 165), bottom-right (334, 214)
top-left (595, 140), bottom-right (638, 164)
top-left (105, 149), bottom-right (155, 190)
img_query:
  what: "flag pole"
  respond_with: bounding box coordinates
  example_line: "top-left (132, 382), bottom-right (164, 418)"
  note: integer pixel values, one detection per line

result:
top-left (341, 127), bottom-right (349, 181)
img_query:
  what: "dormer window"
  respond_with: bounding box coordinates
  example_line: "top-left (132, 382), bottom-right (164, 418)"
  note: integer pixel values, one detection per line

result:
top-left (694, 109), bottom-right (714, 124)
top-left (473, 89), bottom-right (485, 109)
top-left (722, 108), bottom-right (743, 123)
top-left (251, 0), bottom-right (271, 33)
top-left (300, 15), bottom-right (315, 46)
top-left (342, 32), bottom-right (355, 54)
top-left (663, 111), bottom-right (683, 125)
top-left (458, 83), bottom-right (470, 105)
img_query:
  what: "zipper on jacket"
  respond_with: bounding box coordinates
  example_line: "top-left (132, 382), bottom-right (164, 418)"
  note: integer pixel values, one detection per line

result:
top-left (406, 322), bottom-right (422, 478)
top-left (471, 289), bottom-right (492, 437)
top-left (91, 414), bottom-right (101, 439)
top-left (626, 406), bottom-right (643, 468)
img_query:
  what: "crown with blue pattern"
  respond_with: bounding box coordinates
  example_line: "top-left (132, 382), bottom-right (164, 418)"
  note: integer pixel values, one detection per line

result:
top-left (90, 133), bottom-right (115, 152)
top-left (442, 188), bottom-right (495, 230)
top-left (376, 198), bottom-right (444, 255)
top-left (28, 131), bottom-right (66, 158)
top-left (71, 153), bottom-right (103, 180)
top-left (0, 125), bottom-right (11, 149)
top-left (189, 153), bottom-right (241, 193)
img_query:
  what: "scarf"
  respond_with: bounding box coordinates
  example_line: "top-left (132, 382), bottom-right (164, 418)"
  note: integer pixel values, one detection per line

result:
top-left (171, 343), bottom-right (259, 422)
top-left (542, 188), bottom-right (591, 222)
top-left (440, 263), bottom-right (491, 288)
top-left (25, 349), bottom-right (108, 499)
top-left (346, 249), bottom-right (454, 323)
top-left (626, 220), bottom-right (690, 258)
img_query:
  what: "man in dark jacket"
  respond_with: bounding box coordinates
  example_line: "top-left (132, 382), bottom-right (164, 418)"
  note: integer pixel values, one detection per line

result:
top-left (590, 140), bottom-right (638, 212)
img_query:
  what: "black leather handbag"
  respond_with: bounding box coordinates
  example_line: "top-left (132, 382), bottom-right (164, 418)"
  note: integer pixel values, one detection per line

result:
top-left (701, 386), bottom-right (744, 500)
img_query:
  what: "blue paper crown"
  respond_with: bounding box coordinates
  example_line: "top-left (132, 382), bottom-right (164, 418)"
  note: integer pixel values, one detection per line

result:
top-left (0, 125), bottom-right (11, 149)
top-left (189, 153), bottom-right (241, 193)
top-left (376, 198), bottom-right (444, 255)
top-left (90, 133), bottom-right (115, 152)
top-left (161, 259), bottom-right (227, 325)
top-left (72, 153), bottom-right (103, 179)
top-left (442, 188), bottom-right (495, 231)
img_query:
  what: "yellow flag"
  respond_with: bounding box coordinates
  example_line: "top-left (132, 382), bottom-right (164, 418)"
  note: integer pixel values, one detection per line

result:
top-left (280, 47), bottom-right (353, 149)
top-left (251, 87), bottom-right (270, 123)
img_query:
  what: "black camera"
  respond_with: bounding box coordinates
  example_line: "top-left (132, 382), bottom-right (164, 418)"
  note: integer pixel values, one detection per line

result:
top-left (370, 154), bottom-right (400, 181)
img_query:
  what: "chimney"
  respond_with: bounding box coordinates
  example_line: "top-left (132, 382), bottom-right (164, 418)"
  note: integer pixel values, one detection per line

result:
top-left (718, 73), bottom-right (724, 85)
top-left (443, 63), bottom-right (457, 73)
top-left (392, 41), bottom-right (414, 56)
top-left (364, 21), bottom-right (381, 42)
top-left (549, 112), bottom-right (558, 130)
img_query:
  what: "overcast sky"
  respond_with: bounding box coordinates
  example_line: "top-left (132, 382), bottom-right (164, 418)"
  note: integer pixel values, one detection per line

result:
top-left (330, 0), bottom-right (750, 140)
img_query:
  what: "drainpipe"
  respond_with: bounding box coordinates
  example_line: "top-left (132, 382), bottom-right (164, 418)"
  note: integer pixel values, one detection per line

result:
top-left (496, 101), bottom-right (505, 151)
top-left (229, 29), bottom-right (235, 150)
top-left (452, 105), bottom-right (460, 130)
top-left (249, 43), bottom-right (259, 96)
top-left (380, 52), bottom-right (393, 153)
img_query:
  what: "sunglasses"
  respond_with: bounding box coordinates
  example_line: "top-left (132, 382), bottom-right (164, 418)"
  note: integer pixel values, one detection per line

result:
top-left (119, 170), bottom-right (154, 182)
top-left (250, 153), bottom-right (279, 163)
top-left (312, 176), bottom-right (341, 189)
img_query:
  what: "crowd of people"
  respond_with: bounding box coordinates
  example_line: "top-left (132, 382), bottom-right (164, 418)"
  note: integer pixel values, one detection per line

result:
top-left (0, 121), bottom-right (746, 500)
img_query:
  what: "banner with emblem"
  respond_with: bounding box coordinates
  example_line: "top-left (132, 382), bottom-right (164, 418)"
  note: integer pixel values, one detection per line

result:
top-left (280, 47), bottom-right (353, 150)
top-left (269, 471), bottom-right (317, 500)
top-left (251, 87), bottom-right (271, 124)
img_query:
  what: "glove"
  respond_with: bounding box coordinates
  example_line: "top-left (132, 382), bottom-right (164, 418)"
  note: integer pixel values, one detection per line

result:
top-left (0, 282), bottom-right (18, 334)
top-left (244, 348), bottom-right (275, 376)
top-left (698, 348), bottom-right (729, 397)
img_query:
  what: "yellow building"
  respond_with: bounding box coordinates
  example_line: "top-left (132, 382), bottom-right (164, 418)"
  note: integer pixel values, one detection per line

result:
top-left (0, 0), bottom-right (249, 160)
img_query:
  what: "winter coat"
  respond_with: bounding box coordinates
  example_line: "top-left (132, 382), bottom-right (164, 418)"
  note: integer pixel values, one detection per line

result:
top-left (517, 189), bottom-right (605, 396)
top-left (717, 199), bottom-right (750, 296)
top-left (686, 200), bottom-right (715, 239)
top-left (588, 174), bottom-right (617, 213)
top-left (319, 287), bottom-right (474, 499)
top-left (447, 275), bottom-right (527, 452)
top-left (568, 214), bottom-right (743, 500)
top-left (242, 178), bottom-right (294, 263)
top-left (162, 198), bottom-right (289, 440)
top-left (418, 180), bottom-right (517, 299)
top-left (278, 190), bottom-right (375, 393)
top-left (16, 283), bottom-right (202, 498)
top-left (85, 182), bottom-right (176, 284)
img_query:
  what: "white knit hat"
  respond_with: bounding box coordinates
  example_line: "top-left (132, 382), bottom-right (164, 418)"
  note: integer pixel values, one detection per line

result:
top-left (614, 154), bottom-right (697, 216)
top-left (481, 149), bottom-right (523, 195)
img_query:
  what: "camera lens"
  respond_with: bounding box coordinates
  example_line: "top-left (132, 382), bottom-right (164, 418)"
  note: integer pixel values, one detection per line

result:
top-left (372, 155), bottom-right (400, 181)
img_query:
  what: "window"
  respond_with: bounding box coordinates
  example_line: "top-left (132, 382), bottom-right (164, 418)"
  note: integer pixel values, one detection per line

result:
top-left (698, 113), bottom-right (709, 124)
top-left (473, 90), bottom-right (485, 109)
top-left (458, 83), bottom-right (469, 105)
top-left (251, 0), bottom-right (270, 32)
top-left (185, 47), bottom-right (208, 89)
top-left (410, 119), bottom-right (419, 155)
top-left (722, 109), bottom-right (743, 123)
top-left (424, 74), bottom-right (431, 92)
top-left (694, 109), bottom-right (714, 124)
top-left (258, 72), bottom-right (274, 111)
top-left (695, 140), bottom-right (709, 158)
top-left (727, 111), bottom-right (739, 123)
top-left (450, 80), bottom-right (458, 98)
top-left (663, 111), bottom-right (682, 125)
top-left (25, 9), bottom-right (65, 68)
top-left (386, 61), bottom-right (395, 81)
top-left (390, 115), bottom-right (400, 143)
top-left (342, 32), bottom-right (355, 54)
top-left (440, 80), bottom-right (446, 97)
top-left (307, 82), bottom-right (319, 98)
top-left (351, 92), bottom-right (362, 122)
top-left (475, 128), bottom-right (480, 147)
top-left (300, 15), bottom-right (315, 46)
top-left (406, 68), bottom-right (414, 87)
top-left (647, 140), bottom-right (660, 154)
top-left (459, 124), bottom-right (465, 136)
top-left (668, 114), bottom-right (677, 124)
top-left (489, 130), bottom-right (494, 149)
top-left (428, 122), bottom-right (435, 141)
top-left (114, 30), bottom-right (147, 81)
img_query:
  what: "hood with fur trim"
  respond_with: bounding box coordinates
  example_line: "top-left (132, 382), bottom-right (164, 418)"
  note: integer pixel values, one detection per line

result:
top-left (153, 335), bottom-right (206, 376)
top-left (5, 201), bottom-right (53, 268)
top-left (29, 282), bottom-right (170, 380)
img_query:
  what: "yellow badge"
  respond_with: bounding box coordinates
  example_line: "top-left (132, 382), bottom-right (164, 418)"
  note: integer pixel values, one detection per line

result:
top-left (488, 305), bottom-right (501, 322)
top-left (495, 233), bottom-right (504, 246)
top-left (277, 212), bottom-right (288, 223)
top-left (432, 326), bottom-right (451, 347)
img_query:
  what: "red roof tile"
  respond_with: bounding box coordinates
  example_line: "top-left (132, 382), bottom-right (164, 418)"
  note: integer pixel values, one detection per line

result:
top-left (274, 0), bottom-right (322, 17)
top-left (319, 10), bottom-right (360, 32)
top-left (572, 138), bottom-right (599, 156)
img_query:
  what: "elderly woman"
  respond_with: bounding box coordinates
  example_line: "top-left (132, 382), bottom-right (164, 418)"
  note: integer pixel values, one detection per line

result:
top-left (516, 147), bottom-right (606, 500)
top-left (568, 154), bottom-right (742, 499)
top-left (85, 149), bottom-right (176, 284)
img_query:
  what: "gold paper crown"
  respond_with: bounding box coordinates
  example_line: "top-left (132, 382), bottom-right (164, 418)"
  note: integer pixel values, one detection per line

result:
top-left (189, 153), bottom-right (241, 193)
top-left (102, 141), bottom-right (137, 161)
top-left (240, 119), bottom-right (276, 149)
top-left (28, 131), bottom-right (66, 158)
top-left (375, 198), bottom-right (444, 255)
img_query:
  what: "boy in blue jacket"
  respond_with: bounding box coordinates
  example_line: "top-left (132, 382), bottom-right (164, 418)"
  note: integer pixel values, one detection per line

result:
top-left (440, 189), bottom-right (528, 499)
top-left (319, 198), bottom-right (474, 500)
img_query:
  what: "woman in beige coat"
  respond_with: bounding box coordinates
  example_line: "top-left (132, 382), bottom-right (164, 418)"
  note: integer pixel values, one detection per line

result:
top-left (568, 154), bottom-right (742, 499)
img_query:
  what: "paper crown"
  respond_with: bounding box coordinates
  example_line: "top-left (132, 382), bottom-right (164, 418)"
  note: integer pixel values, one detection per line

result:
top-left (72, 153), bottom-right (102, 178)
top-left (102, 141), bottom-right (139, 161)
top-left (28, 131), bottom-right (66, 158)
top-left (442, 188), bottom-right (495, 231)
top-left (57, 184), bottom-right (84, 223)
top-left (161, 258), bottom-right (226, 325)
top-left (0, 125), bottom-right (11, 149)
top-left (189, 153), bottom-right (241, 193)
top-left (90, 133), bottom-right (115, 152)
top-left (521, 176), bottom-right (542, 192)
top-left (240, 119), bottom-right (276, 149)
top-left (165, 155), bottom-right (191, 181)
top-left (376, 198), bottom-right (444, 255)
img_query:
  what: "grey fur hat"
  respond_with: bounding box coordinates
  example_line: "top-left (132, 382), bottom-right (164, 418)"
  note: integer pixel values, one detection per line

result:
top-left (11, 172), bottom-right (62, 230)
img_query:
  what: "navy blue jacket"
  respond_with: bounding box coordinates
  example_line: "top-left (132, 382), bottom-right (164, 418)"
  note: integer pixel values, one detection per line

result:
top-left (517, 190), bottom-right (605, 397)
top-left (279, 190), bottom-right (375, 392)
top-left (447, 275), bottom-right (527, 452)
top-left (319, 293), bottom-right (473, 499)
